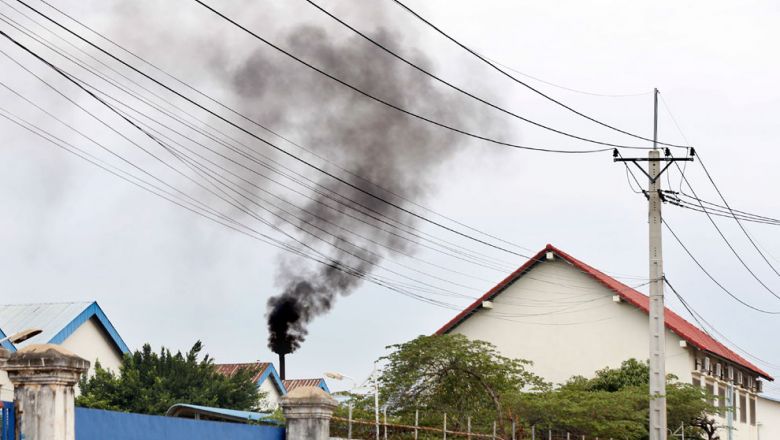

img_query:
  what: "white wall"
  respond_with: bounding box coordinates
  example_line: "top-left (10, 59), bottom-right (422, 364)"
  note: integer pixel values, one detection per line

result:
top-left (451, 258), bottom-right (693, 385)
top-left (0, 369), bottom-right (11, 401)
top-left (757, 396), bottom-right (780, 440)
top-left (258, 376), bottom-right (283, 410)
top-left (0, 317), bottom-right (124, 401)
top-left (60, 316), bottom-right (124, 376)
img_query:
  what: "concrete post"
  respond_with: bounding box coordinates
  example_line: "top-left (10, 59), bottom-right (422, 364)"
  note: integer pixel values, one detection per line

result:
top-left (281, 385), bottom-right (338, 440)
top-left (5, 344), bottom-right (89, 440)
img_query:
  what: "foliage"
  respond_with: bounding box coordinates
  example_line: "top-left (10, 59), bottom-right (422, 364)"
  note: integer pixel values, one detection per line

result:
top-left (364, 335), bottom-right (716, 440)
top-left (369, 334), bottom-right (545, 436)
top-left (77, 341), bottom-right (264, 415)
top-left (514, 359), bottom-right (715, 439)
top-left (693, 416), bottom-right (722, 440)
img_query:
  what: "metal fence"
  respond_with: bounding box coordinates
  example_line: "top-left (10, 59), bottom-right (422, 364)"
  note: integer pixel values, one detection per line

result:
top-left (331, 415), bottom-right (606, 440)
top-left (0, 401), bottom-right (14, 440)
top-left (75, 407), bottom-right (285, 440)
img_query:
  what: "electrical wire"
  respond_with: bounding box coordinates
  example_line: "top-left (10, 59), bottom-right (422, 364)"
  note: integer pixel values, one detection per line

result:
top-left (0, 99), bottom-right (465, 310)
top-left (696, 152), bottom-right (780, 278)
top-left (0, 11), bottom-right (522, 275)
top-left (0, 0), bottom-right (644, 288)
top-left (0, 10), bottom-right (505, 286)
top-left (10, 0), bottom-right (651, 281)
top-left (302, 0), bottom-right (650, 151)
top-left (664, 277), bottom-right (780, 372)
top-left (480, 54), bottom-right (651, 98)
top-left (669, 159), bottom-right (780, 301)
top-left (617, 150), bottom-right (780, 314)
top-left (662, 219), bottom-right (780, 314)
top-left (0, 36), bottom-right (477, 306)
top-left (7, 0), bottom-right (541, 260)
top-left (388, 0), bottom-right (688, 150)
top-left (191, 0), bottom-right (621, 154)
top-left (28, 0), bottom-right (537, 257)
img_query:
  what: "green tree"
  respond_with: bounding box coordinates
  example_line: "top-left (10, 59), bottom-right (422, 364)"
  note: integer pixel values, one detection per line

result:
top-left (77, 341), bottom-right (264, 415)
top-left (372, 334), bottom-right (545, 437)
top-left (514, 359), bottom-right (715, 439)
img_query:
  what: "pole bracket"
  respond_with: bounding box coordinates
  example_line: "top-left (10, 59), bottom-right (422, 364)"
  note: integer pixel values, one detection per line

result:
top-left (614, 156), bottom-right (693, 183)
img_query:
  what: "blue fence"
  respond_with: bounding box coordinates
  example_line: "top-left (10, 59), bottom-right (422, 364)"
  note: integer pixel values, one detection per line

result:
top-left (0, 401), bottom-right (13, 440)
top-left (76, 407), bottom-right (285, 440)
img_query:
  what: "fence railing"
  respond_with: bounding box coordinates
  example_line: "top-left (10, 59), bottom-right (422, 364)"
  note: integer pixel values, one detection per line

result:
top-left (331, 415), bottom-right (603, 440)
top-left (0, 401), bottom-right (14, 440)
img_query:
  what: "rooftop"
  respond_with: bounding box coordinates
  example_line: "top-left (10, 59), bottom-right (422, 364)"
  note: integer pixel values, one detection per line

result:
top-left (437, 244), bottom-right (773, 381)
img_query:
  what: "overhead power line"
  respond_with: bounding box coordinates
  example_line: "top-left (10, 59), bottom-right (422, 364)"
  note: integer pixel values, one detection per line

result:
top-left (27, 0), bottom-right (536, 257)
top-left (0, 63), bottom-right (466, 310)
top-left (0, 11), bottom-right (516, 277)
top-left (662, 219), bottom-right (780, 315)
top-left (664, 277), bottom-right (780, 371)
top-left (389, 0), bottom-right (688, 149)
top-left (617, 151), bottom-right (780, 314)
top-left (696, 152), bottom-right (780, 279)
top-left (302, 0), bottom-right (651, 150)
top-left (0, 33), bottom-right (487, 301)
top-left (671, 160), bottom-right (780, 302)
top-left (191, 0), bottom-right (623, 155)
top-left (7, 0), bottom-right (536, 260)
top-left (480, 55), bottom-right (651, 98)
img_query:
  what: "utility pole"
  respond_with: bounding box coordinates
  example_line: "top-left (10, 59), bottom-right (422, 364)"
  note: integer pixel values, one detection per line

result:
top-left (726, 382), bottom-right (734, 440)
top-left (648, 88), bottom-right (667, 440)
top-left (614, 88), bottom-right (693, 440)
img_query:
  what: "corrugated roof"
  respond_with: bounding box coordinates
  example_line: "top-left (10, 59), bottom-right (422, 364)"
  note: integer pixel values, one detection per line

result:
top-left (215, 363), bottom-right (271, 383)
top-left (437, 244), bottom-right (773, 381)
top-left (165, 403), bottom-right (278, 424)
top-left (282, 378), bottom-right (328, 393)
top-left (0, 301), bottom-right (91, 350)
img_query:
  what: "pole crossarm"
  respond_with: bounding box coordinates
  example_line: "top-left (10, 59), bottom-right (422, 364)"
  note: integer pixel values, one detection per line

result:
top-left (614, 157), bottom-right (693, 183)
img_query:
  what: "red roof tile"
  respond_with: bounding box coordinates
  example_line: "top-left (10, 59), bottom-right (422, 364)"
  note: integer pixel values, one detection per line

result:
top-left (437, 244), bottom-right (773, 381)
top-left (215, 362), bottom-right (271, 383)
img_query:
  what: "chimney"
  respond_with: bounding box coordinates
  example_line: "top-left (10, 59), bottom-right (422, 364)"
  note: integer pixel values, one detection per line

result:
top-left (279, 353), bottom-right (286, 381)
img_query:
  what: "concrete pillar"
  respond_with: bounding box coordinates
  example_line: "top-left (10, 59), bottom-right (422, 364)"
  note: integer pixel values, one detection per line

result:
top-left (281, 385), bottom-right (338, 440)
top-left (5, 344), bottom-right (89, 440)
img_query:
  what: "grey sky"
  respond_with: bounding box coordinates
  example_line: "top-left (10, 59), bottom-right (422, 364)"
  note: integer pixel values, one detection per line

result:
top-left (1, 0), bottom-right (779, 398)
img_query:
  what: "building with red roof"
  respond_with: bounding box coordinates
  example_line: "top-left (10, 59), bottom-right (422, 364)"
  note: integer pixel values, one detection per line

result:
top-left (437, 244), bottom-right (774, 438)
top-left (215, 362), bottom-right (286, 410)
top-left (214, 362), bottom-right (329, 410)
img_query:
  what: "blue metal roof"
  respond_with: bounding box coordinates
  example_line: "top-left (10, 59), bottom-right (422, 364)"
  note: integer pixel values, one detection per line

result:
top-left (165, 404), bottom-right (279, 424)
top-left (0, 301), bottom-right (129, 353)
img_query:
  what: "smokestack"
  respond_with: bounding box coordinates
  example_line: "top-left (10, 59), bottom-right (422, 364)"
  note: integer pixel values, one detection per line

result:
top-left (278, 352), bottom-right (286, 381)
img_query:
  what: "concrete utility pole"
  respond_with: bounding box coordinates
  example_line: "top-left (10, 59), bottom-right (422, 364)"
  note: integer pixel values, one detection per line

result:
top-left (614, 88), bottom-right (693, 440)
top-left (648, 89), bottom-right (667, 440)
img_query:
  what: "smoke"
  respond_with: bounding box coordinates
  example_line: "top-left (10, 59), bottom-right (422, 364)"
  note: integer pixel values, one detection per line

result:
top-left (220, 10), bottom-right (504, 355)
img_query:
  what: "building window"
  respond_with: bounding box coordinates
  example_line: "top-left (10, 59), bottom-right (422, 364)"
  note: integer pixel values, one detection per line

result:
top-left (693, 376), bottom-right (701, 388)
top-left (718, 387), bottom-right (726, 416)
top-left (706, 382), bottom-right (715, 405)
top-left (739, 392), bottom-right (747, 424)
top-left (750, 397), bottom-right (756, 426)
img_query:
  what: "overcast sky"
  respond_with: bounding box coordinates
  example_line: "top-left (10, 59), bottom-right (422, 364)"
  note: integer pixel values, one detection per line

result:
top-left (1, 0), bottom-right (779, 398)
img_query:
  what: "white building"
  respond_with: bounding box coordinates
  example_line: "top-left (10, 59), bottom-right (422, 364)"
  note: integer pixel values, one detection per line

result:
top-left (214, 362), bottom-right (330, 410)
top-left (438, 244), bottom-right (775, 440)
top-left (215, 362), bottom-right (286, 410)
top-left (0, 301), bottom-right (130, 401)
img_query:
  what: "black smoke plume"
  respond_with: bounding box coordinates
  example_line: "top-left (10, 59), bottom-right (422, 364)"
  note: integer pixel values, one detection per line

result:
top-left (224, 15), bottom-right (503, 356)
